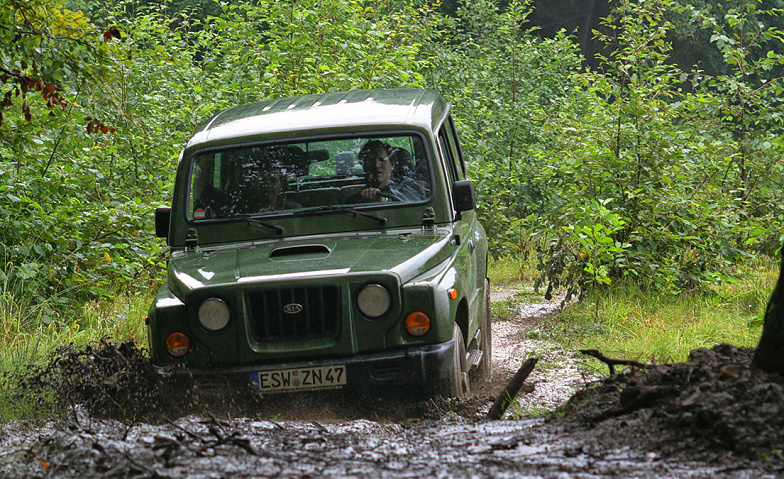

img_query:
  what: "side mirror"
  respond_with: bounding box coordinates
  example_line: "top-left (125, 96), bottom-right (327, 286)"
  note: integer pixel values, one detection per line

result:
top-left (155, 207), bottom-right (171, 239)
top-left (452, 180), bottom-right (476, 212)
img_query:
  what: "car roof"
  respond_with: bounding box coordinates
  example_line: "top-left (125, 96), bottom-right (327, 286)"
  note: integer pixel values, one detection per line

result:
top-left (187, 88), bottom-right (450, 149)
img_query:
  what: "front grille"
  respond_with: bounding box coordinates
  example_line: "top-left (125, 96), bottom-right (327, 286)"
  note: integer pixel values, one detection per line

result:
top-left (247, 286), bottom-right (340, 342)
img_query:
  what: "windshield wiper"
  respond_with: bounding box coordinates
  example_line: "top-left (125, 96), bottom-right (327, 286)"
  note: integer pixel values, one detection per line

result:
top-left (291, 206), bottom-right (387, 225)
top-left (242, 216), bottom-right (285, 234)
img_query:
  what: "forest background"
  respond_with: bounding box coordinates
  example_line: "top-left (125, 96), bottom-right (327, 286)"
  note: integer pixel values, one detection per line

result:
top-left (1, 0), bottom-right (783, 358)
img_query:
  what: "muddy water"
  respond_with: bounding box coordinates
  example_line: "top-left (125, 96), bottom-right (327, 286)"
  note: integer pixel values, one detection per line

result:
top-left (1, 286), bottom-right (781, 478)
top-left (1, 412), bottom-right (773, 478)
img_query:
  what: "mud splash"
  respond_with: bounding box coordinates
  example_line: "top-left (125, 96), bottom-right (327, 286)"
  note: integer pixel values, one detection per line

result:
top-left (17, 339), bottom-right (168, 421)
top-left (15, 338), bottom-right (467, 425)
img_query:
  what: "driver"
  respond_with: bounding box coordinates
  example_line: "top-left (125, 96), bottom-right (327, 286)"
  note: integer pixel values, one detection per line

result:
top-left (355, 140), bottom-right (423, 203)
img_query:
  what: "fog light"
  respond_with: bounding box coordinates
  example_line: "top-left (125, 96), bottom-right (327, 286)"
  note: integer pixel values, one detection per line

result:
top-left (405, 312), bottom-right (431, 336)
top-left (165, 332), bottom-right (190, 357)
top-left (356, 284), bottom-right (391, 318)
top-left (198, 298), bottom-right (230, 331)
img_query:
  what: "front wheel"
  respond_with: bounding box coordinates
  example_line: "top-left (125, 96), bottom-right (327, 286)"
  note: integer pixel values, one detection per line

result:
top-left (436, 324), bottom-right (469, 398)
top-left (474, 278), bottom-right (493, 384)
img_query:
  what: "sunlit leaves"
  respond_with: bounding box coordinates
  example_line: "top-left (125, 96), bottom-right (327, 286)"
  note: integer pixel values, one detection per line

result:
top-left (19, 2), bottom-right (92, 39)
top-left (192, 0), bottom-right (434, 101)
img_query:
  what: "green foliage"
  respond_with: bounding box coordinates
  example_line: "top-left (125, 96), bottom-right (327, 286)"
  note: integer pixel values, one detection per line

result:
top-left (536, 200), bottom-right (630, 301)
top-left (0, 1), bottom-right (102, 126)
top-left (190, 0), bottom-right (435, 106)
top-left (429, 0), bottom-right (582, 255)
top-left (1, 1), bottom-right (113, 317)
top-left (0, 0), bottom-right (193, 323)
top-left (1, 0), bottom-right (440, 326)
top-left (690, 0), bottom-right (784, 253)
top-left (530, 0), bottom-right (784, 297)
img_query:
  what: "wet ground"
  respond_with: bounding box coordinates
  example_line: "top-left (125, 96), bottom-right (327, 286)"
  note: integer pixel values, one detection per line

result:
top-left (1, 286), bottom-right (783, 478)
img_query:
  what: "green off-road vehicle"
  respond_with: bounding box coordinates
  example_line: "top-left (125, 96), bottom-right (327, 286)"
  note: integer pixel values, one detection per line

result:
top-left (148, 88), bottom-right (490, 397)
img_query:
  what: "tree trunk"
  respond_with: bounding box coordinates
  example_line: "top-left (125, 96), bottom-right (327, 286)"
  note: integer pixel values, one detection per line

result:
top-left (751, 247), bottom-right (784, 374)
top-left (578, 0), bottom-right (598, 62)
top-left (577, 0), bottom-right (609, 69)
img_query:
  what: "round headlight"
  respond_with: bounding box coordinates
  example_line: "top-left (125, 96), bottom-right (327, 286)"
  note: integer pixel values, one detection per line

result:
top-left (198, 298), bottom-right (230, 331)
top-left (356, 284), bottom-right (391, 318)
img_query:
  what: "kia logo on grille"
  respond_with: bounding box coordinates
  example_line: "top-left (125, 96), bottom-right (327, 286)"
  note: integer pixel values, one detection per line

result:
top-left (283, 303), bottom-right (303, 314)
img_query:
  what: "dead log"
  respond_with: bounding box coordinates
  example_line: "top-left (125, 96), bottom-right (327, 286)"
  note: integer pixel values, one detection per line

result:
top-left (485, 357), bottom-right (538, 421)
top-left (579, 349), bottom-right (650, 375)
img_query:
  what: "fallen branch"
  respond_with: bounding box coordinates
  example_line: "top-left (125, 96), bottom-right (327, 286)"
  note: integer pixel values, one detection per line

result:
top-left (267, 419), bottom-right (285, 430)
top-left (579, 349), bottom-right (651, 375)
top-left (311, 421), bottom-right (329, 433)
top-left (164, 418), bottom-right (202, 441)
top-left (485, 357), bottom-right (538, 421)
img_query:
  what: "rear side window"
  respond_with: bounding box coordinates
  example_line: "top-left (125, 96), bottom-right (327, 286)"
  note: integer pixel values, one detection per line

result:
top-left (447, 116), bottom-right (468, 177)
top-left (438, 118), bottom-right (465, 183)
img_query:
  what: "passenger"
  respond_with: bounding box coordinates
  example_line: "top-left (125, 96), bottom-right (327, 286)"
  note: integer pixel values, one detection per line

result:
top-left (352, 140), bottom-right (424, 203)
top-left (231, 157), bottom-right (303, 214)
top-left (192, 154), bottom-right (230, 219)
top-left (193, 154), bottom-right (298, 219)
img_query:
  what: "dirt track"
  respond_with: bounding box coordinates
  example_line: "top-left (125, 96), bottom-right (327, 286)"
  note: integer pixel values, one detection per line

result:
top-left (1, 285), bottom-right (783, 478)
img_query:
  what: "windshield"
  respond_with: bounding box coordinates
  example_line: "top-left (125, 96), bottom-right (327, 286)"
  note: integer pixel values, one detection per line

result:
top-left (188, 135), bottom-right (431, 221)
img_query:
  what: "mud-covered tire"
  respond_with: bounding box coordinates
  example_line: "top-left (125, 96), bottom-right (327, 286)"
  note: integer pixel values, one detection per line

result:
top-left (436, 325), bottom-right (469, 398)
top-left (475, 278), bottom-right (493, 383)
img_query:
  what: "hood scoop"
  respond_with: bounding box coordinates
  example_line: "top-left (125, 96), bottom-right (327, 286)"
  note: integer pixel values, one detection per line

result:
top-left (269, 244), bottom-right (332, 260)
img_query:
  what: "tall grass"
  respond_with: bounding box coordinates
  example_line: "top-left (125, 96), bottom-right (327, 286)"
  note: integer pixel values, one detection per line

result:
top-left (0, 280), bottom-right (152, 421)
top-left (0, 289), bottom-right (150, 370)
top-left (488, 246), bottom-right (541, 285)
top-left (528, 258), bottom-right (777, 365)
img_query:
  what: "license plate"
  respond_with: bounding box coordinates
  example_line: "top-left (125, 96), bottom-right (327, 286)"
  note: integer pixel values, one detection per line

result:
top-left (249, 365), bottom-right (347, 392)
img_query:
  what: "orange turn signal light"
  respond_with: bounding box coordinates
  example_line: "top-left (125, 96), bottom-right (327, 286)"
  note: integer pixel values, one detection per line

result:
top-left (448, 288), bottom-right (458, 300)
top-left (165, 332), bottom-right (190, 357)
top-left (405, 312), bottom-right (431, 337)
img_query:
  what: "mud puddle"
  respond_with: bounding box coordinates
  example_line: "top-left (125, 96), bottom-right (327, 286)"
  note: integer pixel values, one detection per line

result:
top-left (2, 285), bottom-right (783, 477)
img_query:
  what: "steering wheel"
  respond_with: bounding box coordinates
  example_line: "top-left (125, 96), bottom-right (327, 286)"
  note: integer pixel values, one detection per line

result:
top-left (379, 191), bottom-right (403, 202)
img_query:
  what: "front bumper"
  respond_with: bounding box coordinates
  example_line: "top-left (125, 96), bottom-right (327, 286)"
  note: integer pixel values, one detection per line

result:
top-left (156, 340), bottom-right (454, 395)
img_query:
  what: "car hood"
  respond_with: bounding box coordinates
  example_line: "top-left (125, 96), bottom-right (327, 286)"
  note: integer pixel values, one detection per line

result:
top-left (167, 228), bottom-right (454, 297)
